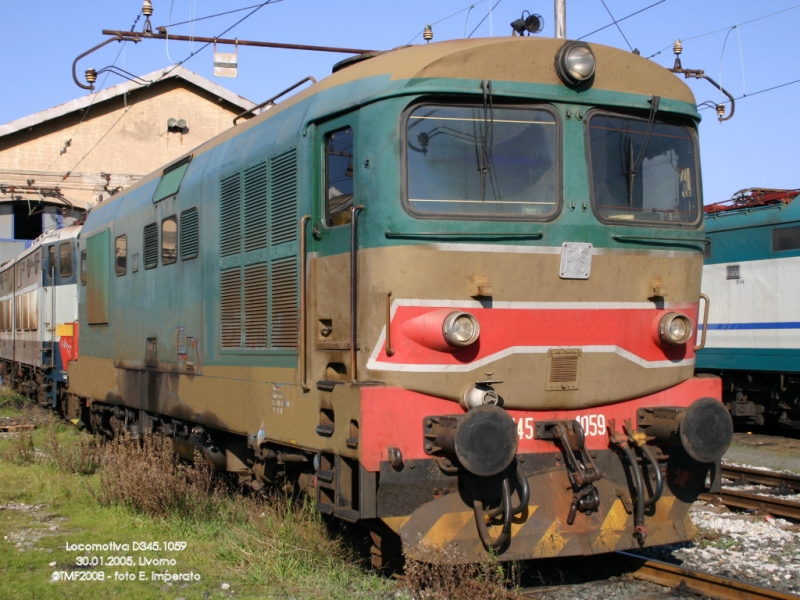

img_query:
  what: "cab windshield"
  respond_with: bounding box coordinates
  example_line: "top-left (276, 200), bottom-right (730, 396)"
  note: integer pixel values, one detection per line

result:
top-left (405, 104), bottom-right (559, 219)
top-left (588, 112), bottom-right (701, 226)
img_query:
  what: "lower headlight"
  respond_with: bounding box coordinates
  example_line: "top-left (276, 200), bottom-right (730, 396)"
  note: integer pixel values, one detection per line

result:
top-left (442, 311), bottom-right (480, 347)
top-left (658, 312), bottom-right (692, 346)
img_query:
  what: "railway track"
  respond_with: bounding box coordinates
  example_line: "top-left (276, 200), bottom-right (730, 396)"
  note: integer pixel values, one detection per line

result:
top-left (699, 464), bottom-right (800, 520)
top-left (519, 552), bottom-right (800, 599)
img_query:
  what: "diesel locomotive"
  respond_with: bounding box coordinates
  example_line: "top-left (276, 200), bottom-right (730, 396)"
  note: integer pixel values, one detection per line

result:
top-left (698, 188), bottom-right (800, 430)
top-left (1, 36), bottom-right (733, 564)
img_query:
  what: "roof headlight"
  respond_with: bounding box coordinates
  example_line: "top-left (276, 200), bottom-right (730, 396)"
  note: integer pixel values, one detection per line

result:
top-left (555, 41), bottom-right (596, 88)
top-left (443, 312), bottom-right (480, 347)
top-left (658, 312), bottom-right (693, 346)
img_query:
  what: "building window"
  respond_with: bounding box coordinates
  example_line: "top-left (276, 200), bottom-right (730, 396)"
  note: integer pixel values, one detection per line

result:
top-left (115, 235), bottom-right (127, 276)
top-left (153, 157), bottom-right (191, 202)
top-left (59, 242), bottom-right (73, 278)
top-left (325, 127), bottom-right (354, 227)
top-left (162, 216), bottom-right (177, 265)
top-left (144, 223), bottom-right (158, 269)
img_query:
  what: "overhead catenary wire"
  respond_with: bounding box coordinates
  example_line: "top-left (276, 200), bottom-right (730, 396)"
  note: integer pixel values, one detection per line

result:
top-left (599, 0), bottom-right (634, 52)
top-left (467, 0), bottom-right (503, 39)
top-left (406, 0), bottom-right (488, 45)
top-left (578, 0), bottom-right (666, 42)
top-left (647, 3), bottom-right (800, 59)
top-left (61, 1), bottom-right (279, 178)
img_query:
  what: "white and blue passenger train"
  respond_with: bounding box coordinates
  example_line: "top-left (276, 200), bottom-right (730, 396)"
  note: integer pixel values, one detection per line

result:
top-left (697, 188), bottom-right (800, 429)
top-left (0, 225), bottom-right (81, 404)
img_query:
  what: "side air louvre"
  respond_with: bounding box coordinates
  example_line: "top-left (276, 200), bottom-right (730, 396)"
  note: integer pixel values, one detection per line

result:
top-left (270, 257), bottom-right (298, 348)
top-left (220, 268), bottom-right (242, 348)
top-left (269, 149), bottom-right (298, 246)
top-left (546, 348), bottom-right (581, 391)
top-left (220, 173), bottom-right (241, 257)
top-left (243, 263), bottom-right (268, 348)
top-left (244, 162), bottom-right (268, 252)
top-left (143, 223), bottom-right (158, 269)
top-left (180, 207), bottom-right (199, 260)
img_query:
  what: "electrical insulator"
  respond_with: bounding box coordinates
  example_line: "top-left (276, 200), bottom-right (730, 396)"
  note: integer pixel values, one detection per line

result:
top-left (85, 68), bottom-right (97, 84)
top-left (673, 40), bottom-right (682, 56)
top-left (423, 25), bottom-right (433, 42)
top-left (716, 104), bottom-right (725, 119)
top-left (142, 0), bottom-right (153, 17)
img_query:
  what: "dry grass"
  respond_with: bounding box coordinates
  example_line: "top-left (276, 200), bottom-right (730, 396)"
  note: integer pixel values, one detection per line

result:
top-left (402, 548), bottom-right (520, 600)
top-left (0, 427), bottom-right (36, 465)
top-left (95, 432), bottom-right (217, 520)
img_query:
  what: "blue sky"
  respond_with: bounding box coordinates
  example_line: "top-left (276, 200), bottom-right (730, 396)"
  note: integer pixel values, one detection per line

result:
top-left (1, 1), bottom-right (798, 204)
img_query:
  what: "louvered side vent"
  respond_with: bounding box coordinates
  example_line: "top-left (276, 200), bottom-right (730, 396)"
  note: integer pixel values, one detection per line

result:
top-left (243, 162), bottom-right (268, 252)
top-left (546, 348), bottom-right (581, 391)
top-left (269, 149), bottom-right (298, 246)
top-left (143, 223), bottom-right (158, 269)
top-left (243, 263), bottom-right (268, 348)
top-left (220, 268), bottom-right (242, 348)
top-left (180, 207), bottom-right (199, 260)
top-left (270, 257), bottom-right (298, 348)
top-left (220, 173), bottom-right (241, 257)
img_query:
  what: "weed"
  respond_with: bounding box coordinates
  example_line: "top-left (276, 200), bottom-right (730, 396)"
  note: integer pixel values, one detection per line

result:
top-left (402, 547), bottom-right (519, 600)
top-left (95, 433), bottom-right (218, 520)
top-left (41, 428), bottom-right (102, 475)
top-left (0, 427), bottom-right (36, 465)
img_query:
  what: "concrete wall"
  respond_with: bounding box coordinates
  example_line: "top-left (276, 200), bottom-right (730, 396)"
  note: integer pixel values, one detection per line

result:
top-left (0, 78), bottom-right (249, 211)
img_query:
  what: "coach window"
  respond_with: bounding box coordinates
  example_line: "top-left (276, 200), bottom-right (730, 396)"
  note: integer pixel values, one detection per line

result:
top-left (772, 226), bottom-right (800, 252)
top-left (15, 262), bottom-right (21, 289)
top-left (325, 127), bottom-right (354, 226)
top-left (80, 250), bottom-right (87, 285)
top-left (47, 245), bottom-right (56, 276)
top-left (115, 235), bottom-right (127, 276)
top-left (404, 104), bottom-right (560, 220)
top-left (59, 243), bottom-right (73, 278)
top-left (162, 217), bottom-right (177, 265)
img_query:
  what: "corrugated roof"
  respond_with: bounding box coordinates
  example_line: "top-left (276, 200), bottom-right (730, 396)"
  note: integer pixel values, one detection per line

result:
top-left (0, 66), bottom-right (256, 137)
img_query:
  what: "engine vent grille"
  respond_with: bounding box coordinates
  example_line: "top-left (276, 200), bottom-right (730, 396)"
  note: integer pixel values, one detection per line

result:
top-left (180, 207), bottom-right (199, 260)
top-left (546, 348), bottom-right (581, 391)
top-left (270, 256), bottom-right (298, 348)
top-left (143, 223), bottom-right (158, 269)
top-left (243, 263), bottom-right (268, 348)
top-left (220, 173), bottom-right (241, 257)
top-left (220, 268), bottom-right (242, 348)
top-left (244, 162), bottom-right (268, 252)
top-left (269, 149), bottom-right (298, 246)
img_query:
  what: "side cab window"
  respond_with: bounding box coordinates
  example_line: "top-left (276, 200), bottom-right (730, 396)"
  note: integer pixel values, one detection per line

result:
top-left (324, 127), bottom-right (354, 227)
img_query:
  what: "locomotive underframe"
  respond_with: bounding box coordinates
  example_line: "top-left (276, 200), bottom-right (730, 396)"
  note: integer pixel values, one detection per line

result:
top-left (721, 370), bottom-right (800, 429)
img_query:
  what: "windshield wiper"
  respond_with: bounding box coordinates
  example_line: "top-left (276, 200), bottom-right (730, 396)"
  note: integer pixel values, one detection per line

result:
top-left (626, 95), bottom-right (661, 207)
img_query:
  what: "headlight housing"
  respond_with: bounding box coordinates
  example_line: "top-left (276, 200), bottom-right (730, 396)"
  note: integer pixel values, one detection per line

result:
top-left (555, 41), bottom-right (596, 88)
top-left (658, 312), bottom-right (693, 346)
top-left (442, 311), bottom-right (480, 347)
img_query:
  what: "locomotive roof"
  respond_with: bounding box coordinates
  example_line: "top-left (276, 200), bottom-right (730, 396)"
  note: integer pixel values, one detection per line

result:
top-left (100, 36), bottom-right (697, 205)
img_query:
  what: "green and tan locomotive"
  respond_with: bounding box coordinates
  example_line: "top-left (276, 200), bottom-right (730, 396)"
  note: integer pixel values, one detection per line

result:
top-left (8, 36), bottom-right (732, 564)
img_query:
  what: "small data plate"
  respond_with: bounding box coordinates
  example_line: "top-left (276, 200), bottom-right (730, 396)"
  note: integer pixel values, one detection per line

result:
top-left (559, 242), bottom-right (593, 279)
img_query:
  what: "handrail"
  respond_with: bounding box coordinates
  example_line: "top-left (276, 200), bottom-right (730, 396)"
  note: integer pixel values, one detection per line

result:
top-left (612, 234), bottom-right (710, 246)
top-left (385, 291), bottom-right (394, 357)
top-left (385, 231), bottom-right (542, 240)
top-left (233, 76), bottom-right (316, 125)
top-left (298, 215), bottom-right (311, 391)
top-left (694, 293), bottom-right (710, 352)
top-left (349, 205), bottom-right (365, 382)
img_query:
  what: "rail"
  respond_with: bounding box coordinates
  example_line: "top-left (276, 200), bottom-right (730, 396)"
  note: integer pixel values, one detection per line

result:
top-left (616, 551), bottom-right (800, 600)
